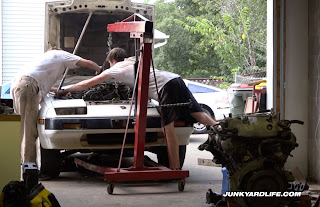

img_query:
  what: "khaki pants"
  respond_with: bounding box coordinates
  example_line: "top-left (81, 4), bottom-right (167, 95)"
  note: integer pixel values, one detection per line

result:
top-left (10, 76), bottom-right (40, 164)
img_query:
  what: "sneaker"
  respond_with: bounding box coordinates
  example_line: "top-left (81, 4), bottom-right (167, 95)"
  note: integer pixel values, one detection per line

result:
top-left (38, 173), bottom-right (52, 181)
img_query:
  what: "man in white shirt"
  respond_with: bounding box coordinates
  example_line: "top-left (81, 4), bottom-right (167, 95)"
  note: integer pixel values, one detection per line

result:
top-left (10, 48), bottom-right (102, 174)
top-left (57, 47), bottom-right (218, 169)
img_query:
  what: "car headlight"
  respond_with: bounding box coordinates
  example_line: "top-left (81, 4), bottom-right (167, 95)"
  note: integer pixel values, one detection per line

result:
top-left (54, 107), bottom-right (87, 115)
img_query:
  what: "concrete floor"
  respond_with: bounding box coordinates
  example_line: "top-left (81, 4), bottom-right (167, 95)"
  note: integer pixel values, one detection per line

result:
top-left (42, 134), bottom-right (222, 207)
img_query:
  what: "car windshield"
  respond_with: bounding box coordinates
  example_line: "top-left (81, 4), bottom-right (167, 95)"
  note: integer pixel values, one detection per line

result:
top-left (187, 83), bottom-right (220, 93)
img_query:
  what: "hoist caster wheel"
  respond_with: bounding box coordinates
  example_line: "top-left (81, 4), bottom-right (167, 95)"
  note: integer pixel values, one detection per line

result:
top-left (107, 183), bottom-right (114, 194)
top-left (178, 179), bottom-right (185, 191)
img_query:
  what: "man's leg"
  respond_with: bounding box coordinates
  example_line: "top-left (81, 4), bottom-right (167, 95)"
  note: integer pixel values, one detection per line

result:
top-left (11, 79), bottom-right (39, 163)
top-left (191, 112), bottom-right (218, 126)
top-left (164, 122), bottom-right (180, 169)
top-left (22, 92), bottom-right (39, 163)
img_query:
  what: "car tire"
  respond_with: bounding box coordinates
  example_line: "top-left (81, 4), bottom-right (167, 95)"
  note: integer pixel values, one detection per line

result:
top-left (193, 106), bottom-right (215, 134)
top-left (40, 146), bottom-right (61, 178)
top-left (156, 145), bottom-right (187, 168)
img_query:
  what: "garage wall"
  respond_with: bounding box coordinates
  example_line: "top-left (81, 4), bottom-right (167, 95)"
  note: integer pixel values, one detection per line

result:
top-left (308, 0), bottom-right (320, 182)
top-left (284, 0), bottom-right (308, 177)
top-left (2, 0), bottom-right (45, 85)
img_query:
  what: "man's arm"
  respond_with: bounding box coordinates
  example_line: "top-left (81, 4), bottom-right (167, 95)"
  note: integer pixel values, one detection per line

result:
top-left (76, 58), bottom-right (102, 74)
top-left (56, 73), bottom-right (110, 96)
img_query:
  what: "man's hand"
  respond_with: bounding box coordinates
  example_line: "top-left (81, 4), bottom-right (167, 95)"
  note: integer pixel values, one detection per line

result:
top-left (50, 87), bottom-right (58, 92)
top-left (54, 89), bottom-right (69, 98)
top-left (95, 66), bottom-right (103, 75)
top-left (214, 122), bottom-right (222, 130)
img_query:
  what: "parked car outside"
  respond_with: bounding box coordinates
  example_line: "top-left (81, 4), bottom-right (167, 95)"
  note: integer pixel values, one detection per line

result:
top-left (183, 79), bottom-right (230, 134)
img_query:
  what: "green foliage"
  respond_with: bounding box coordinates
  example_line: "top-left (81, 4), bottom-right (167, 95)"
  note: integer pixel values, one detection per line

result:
top-left (153, 0), bottom-right (221, 78)
top-left (153, 0), bottom-right (266, 85)
top-left (219, 81), bottom-right (233, 89)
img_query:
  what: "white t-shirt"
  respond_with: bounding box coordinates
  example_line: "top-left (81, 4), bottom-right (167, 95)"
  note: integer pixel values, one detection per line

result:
top-left (103, 57), bottom-right (180, 100)
top-left (22, 50), bottom-right (81, 97)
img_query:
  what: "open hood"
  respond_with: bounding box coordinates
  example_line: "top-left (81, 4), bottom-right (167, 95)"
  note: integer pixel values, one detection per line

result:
top-left (45, 0), bottom-right (167, 77)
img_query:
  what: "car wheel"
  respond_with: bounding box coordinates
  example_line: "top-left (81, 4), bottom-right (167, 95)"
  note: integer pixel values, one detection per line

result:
top-left (156, 145), bottom-right (186, 168)
top-left (40, 146), bottom-right (61, 178)
top-left (61, 155), bottom-right (77, 172)
top-left (193, 106), bottom-right (215, 134)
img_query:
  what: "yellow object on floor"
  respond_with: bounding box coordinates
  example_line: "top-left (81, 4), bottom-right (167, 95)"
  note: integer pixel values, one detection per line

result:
top-left (29, 183), bottom-right (61, 207)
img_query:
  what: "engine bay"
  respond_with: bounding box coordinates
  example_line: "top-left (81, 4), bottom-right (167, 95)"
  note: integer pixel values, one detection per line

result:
top-left (68, 82), bottom-right (133, 102)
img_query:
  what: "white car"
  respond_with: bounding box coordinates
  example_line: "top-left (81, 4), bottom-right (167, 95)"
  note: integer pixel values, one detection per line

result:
top-left (37, 0), bottom-right (193, 178)
top-left (183, 79), bottom-right (230, 134)
top-left (38, 80), bottom-right (193, 177)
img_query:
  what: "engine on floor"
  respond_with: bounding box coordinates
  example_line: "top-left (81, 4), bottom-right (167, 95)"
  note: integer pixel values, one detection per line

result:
top-left (69, 81), bottom-right (133, 102)
top-left (199, 112), bottom-right (309, 207)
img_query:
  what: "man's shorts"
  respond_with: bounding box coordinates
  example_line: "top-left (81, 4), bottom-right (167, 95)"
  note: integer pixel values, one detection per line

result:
top-left (159, 77), bottom-right (203, 126)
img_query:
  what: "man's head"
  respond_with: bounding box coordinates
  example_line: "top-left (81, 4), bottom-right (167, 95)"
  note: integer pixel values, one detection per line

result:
top-left (48, 46), bottom-right (62, 51)
top-left (106, 47), bottom-right (128, 67)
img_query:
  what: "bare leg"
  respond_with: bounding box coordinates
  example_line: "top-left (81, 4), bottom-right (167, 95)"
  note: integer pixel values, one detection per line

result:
top-left (191, 112), bottom-right (218, 126)
top-left (163, 122), bottom-right (180, 169)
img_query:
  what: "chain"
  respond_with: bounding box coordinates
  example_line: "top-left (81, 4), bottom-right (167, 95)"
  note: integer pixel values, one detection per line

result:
top-left (148, 100), bottom-right (192, 108)
top-left (101, 32), bottom-right (113, 71)
top-left (107, 32), bottom-right (112, 51)
top-left (114, 81), bottom-right (119, 97)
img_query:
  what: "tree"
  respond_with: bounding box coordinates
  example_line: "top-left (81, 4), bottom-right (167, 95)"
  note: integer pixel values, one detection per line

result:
top-left (177, 0), bottom-right (267, 76)
top-left (153, 0), bottom-right (222, 78)
top-left (153, 0), bottom-right (266, 86)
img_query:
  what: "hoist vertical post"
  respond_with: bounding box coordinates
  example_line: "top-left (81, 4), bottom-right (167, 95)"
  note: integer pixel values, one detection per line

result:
top-left (133, 39), bottom-right (152, 168)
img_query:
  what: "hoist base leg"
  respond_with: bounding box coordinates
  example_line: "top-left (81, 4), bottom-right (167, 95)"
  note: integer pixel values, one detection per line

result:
top-left (74, 158), bottom-right (189, 193)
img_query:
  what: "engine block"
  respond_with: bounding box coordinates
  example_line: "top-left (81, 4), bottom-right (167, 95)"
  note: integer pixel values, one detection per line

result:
top-left (199, 112), bottom-right (307, 207)
top-left (70, 81), bottom-right (133, 102)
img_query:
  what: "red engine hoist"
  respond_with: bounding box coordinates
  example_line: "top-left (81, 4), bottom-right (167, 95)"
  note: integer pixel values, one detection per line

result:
top-left (74, 14), bottom-right (189, 194)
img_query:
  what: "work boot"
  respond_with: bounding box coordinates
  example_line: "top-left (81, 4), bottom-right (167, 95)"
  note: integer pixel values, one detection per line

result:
top-left (22, 163), bottom-right (39, 192)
